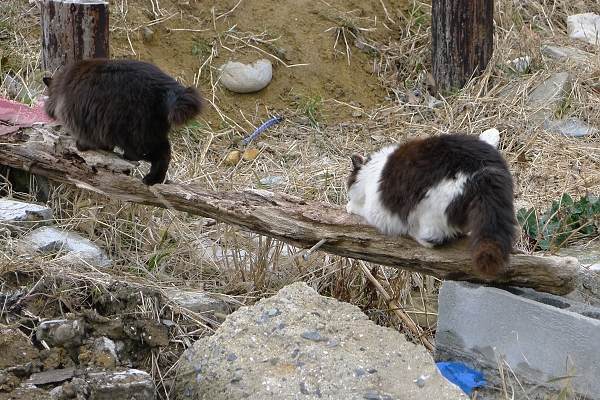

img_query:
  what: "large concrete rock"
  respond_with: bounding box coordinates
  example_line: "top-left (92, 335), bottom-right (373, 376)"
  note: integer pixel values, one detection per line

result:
top-left (0, 198), bottom-right (52, 233)
top-left (19, 226), bottom-right (111, 267)
top-left (436, 281), bottom-right (600, 399)
top-left (175, 282), bottom-right (465, 399)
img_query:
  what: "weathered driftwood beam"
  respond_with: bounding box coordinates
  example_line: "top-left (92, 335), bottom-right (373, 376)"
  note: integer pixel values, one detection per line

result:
top-left (431, 0), bottom-right (494, 91)
top-left (40, 0), bottom-right (109, 72)
top-left (0, 127), bottom-right (586, 296)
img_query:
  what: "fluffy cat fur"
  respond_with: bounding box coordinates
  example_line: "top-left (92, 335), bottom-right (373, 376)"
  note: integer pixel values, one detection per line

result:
top-left (346, 133), bottom-right (517, 278)
top-left (43, 58), bottom-right (203, 185)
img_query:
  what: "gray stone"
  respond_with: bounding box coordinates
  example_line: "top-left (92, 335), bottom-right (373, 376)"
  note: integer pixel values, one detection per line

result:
top-left (26, 367), bottom-right (75, 385)
top-left (36, 319), bottom-right (85, 348)
top-left (567, 13), bottom-right (600, 46)
top-left (20, 226), bottom-right (112, 267)
top-left (0, 198), bottom-right (52, 233)
top-left (436, 281), bottom-right (600, 399)
top-left (527, 72), bottom-right (572, 116)
top-left (165, 288), bottom-right (232, 316)
top-left (259, 175), bottom-right (286, 187)
top-left (85, 369), bottom-right (154, 400)
top-left (175, 282), bottom-right (466, 399)
top-left (541, 44), bottom-right (593, 63)
top-left (219, 59), bottom-right (273, 93)
top-left (544, 117), bottom-right (598, 137)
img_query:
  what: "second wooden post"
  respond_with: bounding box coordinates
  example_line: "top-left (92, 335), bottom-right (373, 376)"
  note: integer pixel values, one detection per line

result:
top-left (431, 0), bottom-right (494, 92)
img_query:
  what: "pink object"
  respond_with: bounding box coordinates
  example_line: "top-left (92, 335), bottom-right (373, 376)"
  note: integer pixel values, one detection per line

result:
top-left (0, 96), bottom-right (56, 136)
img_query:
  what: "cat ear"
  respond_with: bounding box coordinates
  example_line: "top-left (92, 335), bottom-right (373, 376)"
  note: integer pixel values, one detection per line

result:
top-left (351, 154), bottom-right (365, 169)
top-left (42, 77), bottom-right (52, 87)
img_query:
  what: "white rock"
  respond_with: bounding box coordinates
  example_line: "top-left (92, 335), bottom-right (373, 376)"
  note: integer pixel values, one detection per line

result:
top-left (20, 226), bottom-right (112, 267)
top-left (567, 13), bottom-right (600, 46)
top-left (85, 369), bottom-right (154, 400)
top-left (545, 117), bottom-right (598, 138)
top-left (219, 59), bottom-right (273, 93)
top-left (259, 175), bottom-right (286, 187)
top-left (0, 198), bottom-right (52, 232)
top-left (509, 56), bottom-right (531, 73)
top-left (479, 128), bottom-right (500, 149)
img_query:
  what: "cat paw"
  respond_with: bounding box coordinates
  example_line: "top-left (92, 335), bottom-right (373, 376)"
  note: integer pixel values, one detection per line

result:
top-left (75, 140), bottom-right (92, 152)
top-left (415, 238), bottom-right (435, 248)
top-left (142, 174), bottom-right (166, 186)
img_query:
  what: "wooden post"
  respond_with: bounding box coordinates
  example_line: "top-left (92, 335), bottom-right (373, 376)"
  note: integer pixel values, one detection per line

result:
top-left (40, 0), bottom-right (109, 72)
top-left (431, 0), bottom-right (494, 92)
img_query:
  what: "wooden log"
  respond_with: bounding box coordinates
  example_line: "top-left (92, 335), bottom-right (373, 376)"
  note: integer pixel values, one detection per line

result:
top-left (431, 0), bottom-right (494, 91)
top-left (40, 0), bottom-right (109, 72)
top-left (0, 126), bottom-right (591, 296)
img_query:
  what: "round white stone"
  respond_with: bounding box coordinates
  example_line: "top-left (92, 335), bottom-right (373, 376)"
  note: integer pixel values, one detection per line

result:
top-left (219, 59), bottom-right (273, 93)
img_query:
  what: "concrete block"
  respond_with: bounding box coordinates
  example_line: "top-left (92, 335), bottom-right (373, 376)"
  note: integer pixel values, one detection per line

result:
top-left (436, 281), bottom-right (600, 399)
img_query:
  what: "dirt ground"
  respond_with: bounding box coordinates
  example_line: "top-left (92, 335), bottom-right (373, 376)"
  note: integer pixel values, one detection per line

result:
top-left (108, 0), bottom-right (410, 129)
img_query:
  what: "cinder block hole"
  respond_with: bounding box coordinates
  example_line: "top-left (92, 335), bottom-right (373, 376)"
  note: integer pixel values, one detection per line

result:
top-left (534, 297), bottom-right (570, 309)
top-left (504, 287), bottom-right (524, 295)
top-left (582, 311), bottom-right (600, 320)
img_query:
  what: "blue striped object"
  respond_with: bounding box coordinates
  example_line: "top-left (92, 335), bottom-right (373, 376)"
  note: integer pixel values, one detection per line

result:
top-left (436, 361), bottom-right (486, 395)
top-left (242, 115), bottom-right (284, 145)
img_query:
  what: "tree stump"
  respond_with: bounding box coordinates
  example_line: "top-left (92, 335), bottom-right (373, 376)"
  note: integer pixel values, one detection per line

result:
top-left (431, 0), bottom-right (494, 92)
top-left (40, 0), bottom-right (109, 72)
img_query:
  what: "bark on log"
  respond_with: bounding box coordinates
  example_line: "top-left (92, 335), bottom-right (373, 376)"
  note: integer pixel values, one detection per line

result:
top-left (40, 0), bottom-right (109, 72)
top-left (431, 0), bottom-right (494, 91)
top-left (0, 127), bottom-right (590, 296)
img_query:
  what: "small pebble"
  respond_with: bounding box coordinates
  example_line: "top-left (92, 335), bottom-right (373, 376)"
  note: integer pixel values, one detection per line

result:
top-left (266, 308), bottom-right (281, 317)
top-left (301, 331), bottom-right (328, 342)
top-left (299, 382), bottom-right (310, 394)
top-left (242, 148), bottom-right (259, 161)
top-left (142, 27), bottom-right (154, 43)
top-left (414, 374), bottom-right (430, 388)
top-left (355, 367), bottom-right (366, 377)
top-left (226, 353), bottom-right (237, 362)
top-left (224, 150), bottom-right (241, 166)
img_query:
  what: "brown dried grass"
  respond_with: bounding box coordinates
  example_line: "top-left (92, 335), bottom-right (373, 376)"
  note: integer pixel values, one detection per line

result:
top-left (1, 0), bottom-right (599, 398)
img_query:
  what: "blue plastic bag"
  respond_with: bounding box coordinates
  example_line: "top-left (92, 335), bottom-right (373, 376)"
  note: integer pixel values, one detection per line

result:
top-left (436, 361), bottom-right (486, 395)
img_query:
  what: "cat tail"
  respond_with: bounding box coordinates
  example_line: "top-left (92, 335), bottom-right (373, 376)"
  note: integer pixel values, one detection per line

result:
top-left (167, 86), bottom-right (203, 126)
top-left (465, 167), bottom-right (517, 278)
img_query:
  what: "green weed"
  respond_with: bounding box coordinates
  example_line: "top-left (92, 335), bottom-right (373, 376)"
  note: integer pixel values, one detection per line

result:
top-left (517, 194), bottom-right (600, 251)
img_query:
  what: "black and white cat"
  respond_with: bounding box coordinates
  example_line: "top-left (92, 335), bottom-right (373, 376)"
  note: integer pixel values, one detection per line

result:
top-left (346, 131), bottom-right (516, 278)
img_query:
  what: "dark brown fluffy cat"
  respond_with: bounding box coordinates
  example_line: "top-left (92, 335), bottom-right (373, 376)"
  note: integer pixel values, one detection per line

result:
top-left (346, 133), bottom-right (517, 278)
top-left (43, 59), bottom-right (203, 185)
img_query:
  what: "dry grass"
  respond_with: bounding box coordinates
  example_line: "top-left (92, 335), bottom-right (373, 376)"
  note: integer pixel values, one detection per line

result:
top-left (1, 0), bottom-right (599, 398)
